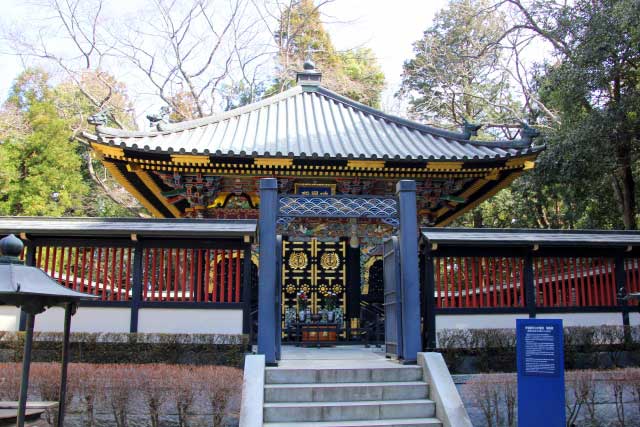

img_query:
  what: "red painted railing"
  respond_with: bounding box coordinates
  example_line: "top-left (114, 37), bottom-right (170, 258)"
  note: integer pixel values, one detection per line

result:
top-left (141, 247), bottom-right (243, 303)
top-left (434, 257), bottom-right (525, 308)
top-left (35, 245), bottom-right (133, 301)
top-left (26, 243), bottom-right (246, 304)
top-left (625, 258), bottom-right (640, 306)
top-left (433, 256), bottom-right (637, 309)
top-left (534, 257), bottom-right (616, 308)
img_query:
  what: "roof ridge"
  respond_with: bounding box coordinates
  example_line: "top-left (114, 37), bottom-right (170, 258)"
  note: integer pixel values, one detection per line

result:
top-left (311, 86), bottom-right (536, 150)
top-left (96, 85), bottom-right (304, 138)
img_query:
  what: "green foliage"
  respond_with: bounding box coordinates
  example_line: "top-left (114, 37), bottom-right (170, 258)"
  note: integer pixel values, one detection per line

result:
top-left (399, 0), bottom-right (518, 132)
top-left (0, 69), bottom-right (88, 216)
top-left (269, 0), bottom-right (385, 108)
top-left (536, 0), bottom-right (640, 229)
top-left (0, 69), bottom-right (139, 217)
top-left (449, 0), bottom-right (640, 229)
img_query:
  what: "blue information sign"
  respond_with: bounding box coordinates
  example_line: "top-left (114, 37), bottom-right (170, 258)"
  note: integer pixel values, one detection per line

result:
top-left (517, 319), bottom-right (565, 427)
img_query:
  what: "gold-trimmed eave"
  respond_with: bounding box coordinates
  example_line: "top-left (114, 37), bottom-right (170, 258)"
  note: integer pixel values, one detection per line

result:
top-left (433, 169), bottom-right (525, 227)
top-left (101, 161), bottom-right (167, 218)
top-left (99, 148), bottom-right (540, 175)
top-left (126, 165), bottom-right (183, 218)
top-left (107, 159), bottom-right (530, 180)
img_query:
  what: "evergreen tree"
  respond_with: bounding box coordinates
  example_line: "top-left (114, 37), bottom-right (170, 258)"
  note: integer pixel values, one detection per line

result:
top-left (270, 0), bottom-right (386, 108)
top-left (0, 70), bottom-right (88, 216)
top-left (399, 0), bottom-right (519, 136)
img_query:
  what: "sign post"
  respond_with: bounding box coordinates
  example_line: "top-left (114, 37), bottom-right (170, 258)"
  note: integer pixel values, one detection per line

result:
top-left (517, 318), bottom-right (566, 427)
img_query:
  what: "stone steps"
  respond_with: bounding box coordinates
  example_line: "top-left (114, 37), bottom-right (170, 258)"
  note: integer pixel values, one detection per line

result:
top-left (263, 364), bottom-right (441, 426)
top-left (263, 399), bottom-right (436, 422)
top-left (263, 417), bottom-right (443, 427)
top-left (265, 366), bottom-right (424, 384)
top-left (265, 381), bottom-right (429, 402)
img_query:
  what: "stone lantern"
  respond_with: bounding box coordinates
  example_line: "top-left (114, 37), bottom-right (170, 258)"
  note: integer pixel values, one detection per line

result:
top-left (0, 234), bottom-right (97, 427)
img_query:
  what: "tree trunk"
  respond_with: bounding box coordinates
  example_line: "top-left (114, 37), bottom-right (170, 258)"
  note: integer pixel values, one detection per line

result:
top-left (472, 208), bottom-right (483, 228)
top-left (613, 143), bottom-right (636, 230)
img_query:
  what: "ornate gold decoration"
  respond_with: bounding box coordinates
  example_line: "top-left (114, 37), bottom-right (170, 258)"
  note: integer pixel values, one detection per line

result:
top-left (333, 284), bottom-right (343, 294)
top-left (362, 255), bottom-right (382, 295)
top-left (426, 161), bottom-right (464, 171)
top-left (170, 154), bottom-right (210, 165)
top-left (285, 284), bottom-right (296, 294)
top-left (347, 160), bottom-right (385, 169)
top-left (320, 252), bottom-right (340, 270)
top-left (254, 158), bottom-right (293, 167)
top-left (289, 251), bottom-right (308, 270)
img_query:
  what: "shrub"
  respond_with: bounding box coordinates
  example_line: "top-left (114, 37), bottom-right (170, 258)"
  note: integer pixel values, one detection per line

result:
top-left (565, 370), bottom-right (596, 426)
top-left (137, 364), bottom-right (171, 427)
top-left (170, 366), bottom-right (199, 427)
top-left (30, 362), bottom-right (76, 425)
top-left (0, 363), bottom-right (20, 400)
top-left (202, 366), bottom-right (243, 426)
top-left (106, 365), bottom-right (137, 427)
top-left (73, 363), bottom-right (103, 427)
top-left (464, 374), bottom-right (504, 426)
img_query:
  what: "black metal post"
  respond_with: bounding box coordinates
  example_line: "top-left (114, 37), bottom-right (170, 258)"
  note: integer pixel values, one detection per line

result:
top-left (242, 246), bottom-right (252, 335)
top-left (19, 245), bottom-right (37, 332)
top-left (129, 242), bottom-right (143, 333)
top-left (615, 255), bottom-right (631, 344)
top-left (524, 253), bottom-right (536, 318)
top-left (424, 252), bottom-right (436, 349)
top-left (56, 303), bottom-right (73, 427)
top-left (17, 312), bottom-right (35, 427)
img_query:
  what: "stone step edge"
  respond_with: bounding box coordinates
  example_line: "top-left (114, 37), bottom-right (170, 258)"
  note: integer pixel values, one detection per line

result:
top-left (265, 366), bottom-right (422, 371)
top-left (264, 399), bottom-right (434, 408)
top-left (263, 417), bottom-right (443, 427)
top-left (265, 381), bottom-right (428, 389)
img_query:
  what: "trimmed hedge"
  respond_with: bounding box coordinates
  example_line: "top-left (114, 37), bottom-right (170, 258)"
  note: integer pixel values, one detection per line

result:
top-left (436, 325), bottom-right (640, 373)
top-left (0, 332), bottom-right (248, 367)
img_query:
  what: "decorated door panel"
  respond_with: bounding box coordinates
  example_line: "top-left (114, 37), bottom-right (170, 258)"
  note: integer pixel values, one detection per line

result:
top-left (282, 238), bottom-right (347, 326)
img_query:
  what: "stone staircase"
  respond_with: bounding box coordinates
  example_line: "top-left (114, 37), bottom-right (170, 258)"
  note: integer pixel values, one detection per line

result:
top-left (262, 363), bottom-right (442, 427)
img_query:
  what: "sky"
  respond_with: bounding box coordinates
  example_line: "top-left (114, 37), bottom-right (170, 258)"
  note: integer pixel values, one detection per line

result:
top-left (0, 0), bottom-right (447, 116)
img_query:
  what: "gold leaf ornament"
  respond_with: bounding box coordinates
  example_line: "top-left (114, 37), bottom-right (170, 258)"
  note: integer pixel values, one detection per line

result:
top-left (320, 252), bottom-right (340, 270)
top-left (288, 251), bottom-right (308, 270)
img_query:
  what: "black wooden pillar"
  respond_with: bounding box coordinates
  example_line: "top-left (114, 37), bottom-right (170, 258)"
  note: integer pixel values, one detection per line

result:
top-left (615, 255), bottom-right (631, 343)
top-left (242, 245), bottom-right (252, 335)
top-left (423, 250), bottom-right (436, 350)
top-left (346, 243), bottom-right (361, 320)
top-left (129, 242), bottom-right (143, 333)
top-left (524, 252), bottom-right (536, 318)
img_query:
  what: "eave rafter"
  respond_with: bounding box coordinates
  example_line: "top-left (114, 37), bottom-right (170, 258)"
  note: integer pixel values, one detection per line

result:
top-left (92, 141), bottom-right (537, 224)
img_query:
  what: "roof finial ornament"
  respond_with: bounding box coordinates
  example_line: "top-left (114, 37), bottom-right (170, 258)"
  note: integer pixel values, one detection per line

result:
top-left (461, 119), bottom-right (482, 140)
top-left (147, 106), bottom-right (171, 130)
top-left (303, 46), bottom-right (316, 70)
top-left (297, 46), bottom-right (322, 87)
top-left (521, 122), bottom-right (540, 143)
top-left (88, 108), bottom-right (110, 127)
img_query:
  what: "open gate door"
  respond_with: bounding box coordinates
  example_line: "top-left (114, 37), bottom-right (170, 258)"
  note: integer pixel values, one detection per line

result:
top-left (383, 237), bottom-right (403, 359)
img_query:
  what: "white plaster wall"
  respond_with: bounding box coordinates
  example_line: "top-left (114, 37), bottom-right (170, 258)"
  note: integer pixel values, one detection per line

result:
top-left (630, 312), bottom-right (640, 326)
top-left (436, 312), bottom-right (627, 331)
top-left (0, 306), bottom-right (21, 331)
top-left (33, 307), bottom-right (130, 333)
top-left (536, 312), bottom-right (623, 327)
top-left (137, 309), bottom-right (243, 334)
top-left (436, 314), bottom-right (530, 331)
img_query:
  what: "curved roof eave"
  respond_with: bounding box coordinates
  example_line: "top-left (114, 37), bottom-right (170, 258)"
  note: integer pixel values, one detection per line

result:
top-left (87, 84), bottom-right (544, 161)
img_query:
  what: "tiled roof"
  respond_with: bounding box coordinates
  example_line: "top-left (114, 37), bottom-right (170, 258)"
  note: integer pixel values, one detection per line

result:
top-left (0, 217), bottom-right (256, 238)
top-left (90, 85), bottom-right (543, 161)
top-left (421, 228), bottom-right (640, 247)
